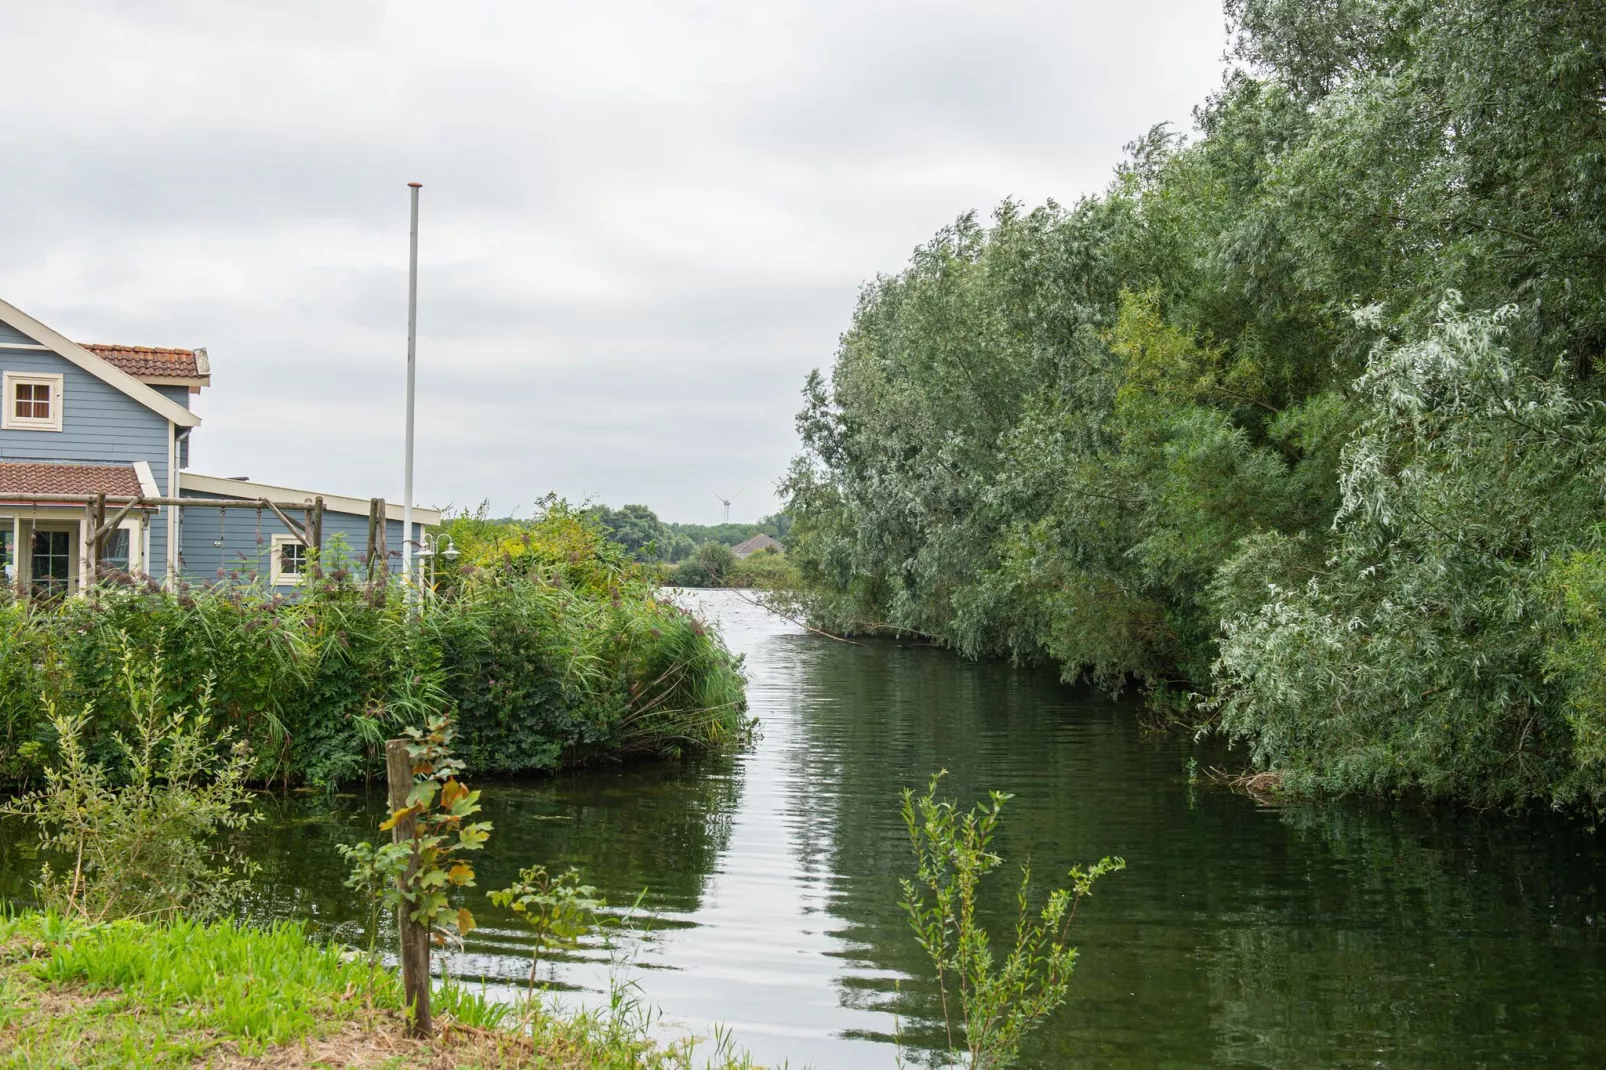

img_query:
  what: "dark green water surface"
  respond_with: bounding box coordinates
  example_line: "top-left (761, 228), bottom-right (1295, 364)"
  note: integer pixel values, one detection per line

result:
top-left (8, 588), bottom-right (1606, 1067)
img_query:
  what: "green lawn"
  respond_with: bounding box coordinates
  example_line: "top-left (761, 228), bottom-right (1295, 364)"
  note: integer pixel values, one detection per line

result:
top-left (0, 912), bottom-right (765, 1069)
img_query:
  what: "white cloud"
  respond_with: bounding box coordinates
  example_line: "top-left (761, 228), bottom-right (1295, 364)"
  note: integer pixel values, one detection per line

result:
top-left (0, 0), bottom-right (1226, 523)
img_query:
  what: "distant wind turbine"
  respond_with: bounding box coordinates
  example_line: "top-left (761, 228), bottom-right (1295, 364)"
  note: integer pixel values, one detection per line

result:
top-left (712, 490), bottom-right (741, 524)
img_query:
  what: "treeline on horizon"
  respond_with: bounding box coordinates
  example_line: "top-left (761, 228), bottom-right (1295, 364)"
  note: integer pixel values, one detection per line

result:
top-left (591, 504), bottom-right (790, 564)
top-left (779, 0), bottom-right (1606, 808)
top-left (454, 503), bottom-right (788, 565)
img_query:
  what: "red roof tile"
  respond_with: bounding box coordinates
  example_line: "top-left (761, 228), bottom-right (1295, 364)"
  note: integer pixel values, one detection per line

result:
top-left (0, 462), bottom-right (145, 498)
top-left (80, 344), bottom-right (207, 380)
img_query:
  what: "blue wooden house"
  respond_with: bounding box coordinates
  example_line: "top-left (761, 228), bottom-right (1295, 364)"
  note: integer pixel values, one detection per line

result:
top-left (0, 297), bottom-right (438, 595)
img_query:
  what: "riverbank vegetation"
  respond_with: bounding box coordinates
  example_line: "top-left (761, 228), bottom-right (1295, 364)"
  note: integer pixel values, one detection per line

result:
top-left (781, 0), bottom-right (1606, 808)
top-left (0, 674), bottom-right (763, 1067)
top-left (666, 543), bottom-right (795, 590)
top-left (0, 502), bottom-right (746, 789)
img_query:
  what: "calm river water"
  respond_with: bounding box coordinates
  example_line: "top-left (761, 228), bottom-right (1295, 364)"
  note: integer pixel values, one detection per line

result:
top-left (9, 588), bottom-right (1606, 1066)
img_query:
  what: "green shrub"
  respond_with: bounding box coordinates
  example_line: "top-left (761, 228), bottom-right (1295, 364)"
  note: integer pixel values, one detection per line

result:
top-left (726, 549), bottom-right (795, 591)
top-left (1, 638), bottom-right (259, 922)
top-left (0, 514), bottom-right (746, 789)
top-left (667, 543), bottom-right (737, 588)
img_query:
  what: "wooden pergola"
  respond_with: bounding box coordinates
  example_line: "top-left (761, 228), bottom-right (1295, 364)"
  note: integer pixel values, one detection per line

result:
top-left (10, 492), bottom-right (393, 587)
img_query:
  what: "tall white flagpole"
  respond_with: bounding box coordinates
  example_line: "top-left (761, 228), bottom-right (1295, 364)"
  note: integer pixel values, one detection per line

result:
top-left (403, 181), bottom-right (421, 594)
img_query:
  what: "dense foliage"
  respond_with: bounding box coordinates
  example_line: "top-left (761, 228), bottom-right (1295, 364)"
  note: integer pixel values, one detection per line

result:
top-left (783, 0), bottom-right (1606, 806)
top-left (0, 507), bottom-right (747, 789)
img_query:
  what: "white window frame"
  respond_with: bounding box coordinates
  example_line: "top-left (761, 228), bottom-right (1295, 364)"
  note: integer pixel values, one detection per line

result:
top-left (2, 371), bottom-right (64, 432)
top-left (269, 533), bottom-right (307, 586)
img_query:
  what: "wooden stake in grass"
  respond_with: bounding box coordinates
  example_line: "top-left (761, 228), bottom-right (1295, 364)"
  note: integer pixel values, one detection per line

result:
top-left (385, 738), bottom-right (431, 1037)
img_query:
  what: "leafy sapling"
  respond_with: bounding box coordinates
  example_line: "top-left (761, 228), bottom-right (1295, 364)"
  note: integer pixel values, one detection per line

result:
top-left (900, 770), bottom-right (1123, 1069)
top-left (341, 716), bottom-right (491, 960)
top-left (336, 836), bottom-right (411, 1018)
top-left (488, 864), bottom-right (609, 996)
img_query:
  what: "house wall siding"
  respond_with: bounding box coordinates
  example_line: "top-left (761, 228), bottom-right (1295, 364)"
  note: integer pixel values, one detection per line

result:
top-left (154, 385), bottom-right (191, 410)
top-left (0, 347), bottom-right (173, 575)
top-left (179, 489), bottom-right (422, 588)
top-left (0, 323), bottom-right (40, 346)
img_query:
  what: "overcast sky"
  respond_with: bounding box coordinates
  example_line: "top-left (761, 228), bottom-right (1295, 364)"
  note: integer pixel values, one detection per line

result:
top-left (2, 0), bottom-right (1226, 524)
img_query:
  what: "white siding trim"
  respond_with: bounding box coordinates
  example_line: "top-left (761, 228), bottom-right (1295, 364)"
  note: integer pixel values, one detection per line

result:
top-left (166, 421), bottom-right (178, 587)
top-left (77, 514), bottom-right (89, 592)
top-left (180, 472), bottom-right (443, 525)
top-left (0, 298), bottom-right (201, 428)
top-left (133, 460), bottom-right (159, 498)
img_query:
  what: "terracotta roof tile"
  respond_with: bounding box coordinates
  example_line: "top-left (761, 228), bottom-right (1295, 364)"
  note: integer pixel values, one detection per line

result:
top-left (80, 344), bottom-right (207, 379)
top-left (0, 462), bottom-right (145, 498)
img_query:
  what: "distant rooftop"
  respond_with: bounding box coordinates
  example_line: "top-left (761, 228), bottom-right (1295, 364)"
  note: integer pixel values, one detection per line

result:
top-left (731, 532), bottom-right (781, 559)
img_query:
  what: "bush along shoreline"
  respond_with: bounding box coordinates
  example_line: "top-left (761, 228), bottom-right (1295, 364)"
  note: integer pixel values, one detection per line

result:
top-left (778, 0), bottom-right (1606, 810)
top-left (0, 504), bottom-right (747, 790)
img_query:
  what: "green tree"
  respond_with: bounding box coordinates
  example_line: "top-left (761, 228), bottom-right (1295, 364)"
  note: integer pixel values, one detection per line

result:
top-left (593, 504), bottom-right (672, 563)
top-left (780, 0), bottom-right (1606, 805)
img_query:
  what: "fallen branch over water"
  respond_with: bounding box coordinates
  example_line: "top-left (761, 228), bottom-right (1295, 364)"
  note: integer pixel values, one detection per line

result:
top-left (1205, 766), bottom-right (1286, 801)
top-left (720, 589), bottom-right (864, 646)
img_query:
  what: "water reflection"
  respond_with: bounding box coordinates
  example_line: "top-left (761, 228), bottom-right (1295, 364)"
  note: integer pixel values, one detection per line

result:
top-left (4, 588), bottom-right (1606, 1067)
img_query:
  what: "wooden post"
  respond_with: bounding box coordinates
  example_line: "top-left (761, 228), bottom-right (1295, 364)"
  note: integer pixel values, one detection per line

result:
top-left (375, 499), bottom-right (389, 582)
top-left (385, 739), bottom-right (431, 1036)
top-left (91, 493), bottom-right (106, 580)
top-left (81, 500), bottom-right (95, 592)
top-left (310, 497), bottom-right (325, 558)
top-left (366, 499), bottom-right (380, 585)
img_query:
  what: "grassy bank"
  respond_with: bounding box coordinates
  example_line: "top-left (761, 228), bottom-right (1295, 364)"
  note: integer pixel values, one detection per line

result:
top-left (0, 505), bottom-right (746, 789)
top-left (0, 910), bottom-right (762, 1069)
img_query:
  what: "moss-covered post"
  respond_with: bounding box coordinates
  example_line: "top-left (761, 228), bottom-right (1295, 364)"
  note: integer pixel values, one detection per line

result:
top-left (385, 738), bottom-right (431, 1036)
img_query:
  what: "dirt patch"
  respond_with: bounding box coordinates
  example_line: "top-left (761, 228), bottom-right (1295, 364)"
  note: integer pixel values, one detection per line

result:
top-left (211, 1015), bottom-right (556, 1070)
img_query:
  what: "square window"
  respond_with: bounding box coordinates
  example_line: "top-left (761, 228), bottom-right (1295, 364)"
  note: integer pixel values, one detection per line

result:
top-left (270, 534), bottom-right (307, 585)
top-left (2, 373), bottom-right (63, 432)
